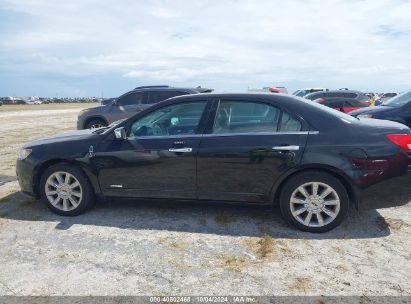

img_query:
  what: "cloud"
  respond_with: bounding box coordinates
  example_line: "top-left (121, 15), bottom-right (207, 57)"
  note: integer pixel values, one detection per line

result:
top-left (0, 0), bottom-right (410, 96)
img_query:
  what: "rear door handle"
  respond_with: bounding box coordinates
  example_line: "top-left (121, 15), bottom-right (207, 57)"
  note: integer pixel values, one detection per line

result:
top-left (169, 147), bottom-right (193, 153)
top-left (272, 145), bottom-right (300, 151)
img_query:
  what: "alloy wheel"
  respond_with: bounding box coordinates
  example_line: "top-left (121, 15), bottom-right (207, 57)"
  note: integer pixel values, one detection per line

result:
top-left (45, 171), bottom-right (83, 211)
top-left (289, 182), bottom-right (341, 228)
top-left (90, 123), bottom-right (103, 129)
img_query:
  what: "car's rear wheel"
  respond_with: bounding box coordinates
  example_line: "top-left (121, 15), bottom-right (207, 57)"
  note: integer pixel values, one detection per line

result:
top-left (40, 163), bottom-right (94, 216)
top-left (279, 171), bottom-right (349, 233)
top-left (85, 118), bottom-right (106, 129)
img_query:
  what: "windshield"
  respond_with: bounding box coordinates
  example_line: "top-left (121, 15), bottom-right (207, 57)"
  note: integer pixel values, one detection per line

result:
top-left (382, 90), bottom-right (411, 107)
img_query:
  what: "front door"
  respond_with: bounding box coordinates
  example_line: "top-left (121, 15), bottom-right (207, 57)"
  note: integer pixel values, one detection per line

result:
top-left (197, 99), bottom-right (308, 203)
top-left (94, 100), bottom-right (210, 199)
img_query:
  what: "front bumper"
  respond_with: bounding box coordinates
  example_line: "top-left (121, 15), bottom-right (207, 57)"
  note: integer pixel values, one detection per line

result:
top-left (16, 158), bottom-right (37, 197)
top-left (77, 117), bottom-right (85, 130)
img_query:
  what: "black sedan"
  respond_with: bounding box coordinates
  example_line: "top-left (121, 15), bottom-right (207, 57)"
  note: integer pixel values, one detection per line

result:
top-left (350, 90), bottom-right (411, 128)
top-left (16, 93), bottom-right (411, 232)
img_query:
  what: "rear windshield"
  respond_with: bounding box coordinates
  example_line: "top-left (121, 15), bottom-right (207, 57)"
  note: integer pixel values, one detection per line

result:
top-left (382, 91), bottom-right (411, 107)
top-left (298, 97), bottom-right (358, 123)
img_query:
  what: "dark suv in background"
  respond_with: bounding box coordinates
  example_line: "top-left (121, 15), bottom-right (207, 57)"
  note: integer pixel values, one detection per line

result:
top-left (77, 85), bottom-right (212, 129)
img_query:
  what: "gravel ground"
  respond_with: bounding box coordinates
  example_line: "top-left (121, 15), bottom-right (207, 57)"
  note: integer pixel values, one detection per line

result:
top-left (0, 107), bottom-right (410, 296)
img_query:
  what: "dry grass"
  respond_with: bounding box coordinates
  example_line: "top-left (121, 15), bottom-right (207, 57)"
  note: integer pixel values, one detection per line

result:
top-left (219, 255), bottom-right (247, 272)
top-left (0, 106), bottom-right (87, 176)
top-left (366, 250), bottom-right (375, 256)
top-left (288, 277), bottom-right (312, 293)
top-left (244, 234), bottom-right (289, 260)
top-left (376, 216), bottom-right (410, 232)
top-left (333, 246), bottom-right (345, 255)
top-left (214, 212), bottom-right (236, 226)
top-left (0, 103), bottom-right (95, 112)
top-left (339, 233), bottom-right (350, 239)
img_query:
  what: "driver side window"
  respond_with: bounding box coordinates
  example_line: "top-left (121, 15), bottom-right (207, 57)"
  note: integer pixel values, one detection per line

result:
top-left (129, 101), bottom-right (207, 137)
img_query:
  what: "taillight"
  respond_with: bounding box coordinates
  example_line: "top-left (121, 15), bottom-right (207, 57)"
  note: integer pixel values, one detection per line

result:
top-left (269, 87), bottom-right (280, 93)
top-left (386, 134), bottom-right (411, 152)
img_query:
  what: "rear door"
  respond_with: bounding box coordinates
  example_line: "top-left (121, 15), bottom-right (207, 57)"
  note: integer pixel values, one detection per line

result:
top-left (108, 92), bottom-right (147, 121)
top-left (196, 98), bottom-right (308, 203)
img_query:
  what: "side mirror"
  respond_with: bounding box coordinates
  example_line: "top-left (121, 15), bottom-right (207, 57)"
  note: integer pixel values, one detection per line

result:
top-left (112, 100), bottom-right (118, 106)
top-left (114, 127), bottom-right (126, 140)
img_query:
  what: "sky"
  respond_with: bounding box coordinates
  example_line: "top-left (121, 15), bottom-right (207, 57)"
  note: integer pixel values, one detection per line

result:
top-left (0, 0), bottom-right (410, 97)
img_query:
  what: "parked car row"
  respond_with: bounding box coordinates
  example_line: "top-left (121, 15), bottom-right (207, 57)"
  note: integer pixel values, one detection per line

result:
top-left (0, 97), bottom-right (101, 105)
top-left (78, 85), bottom-right (402, 130)
top-left (17, 87), bottom-right (411, 233)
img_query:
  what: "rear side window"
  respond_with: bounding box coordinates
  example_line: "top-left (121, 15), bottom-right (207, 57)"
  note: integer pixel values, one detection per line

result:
top-left (325, 100), bottom-right (344, 108)
top-left (147, 91), bottom-right (177, 104)
top-left (279, 112), bottom-right (302, 132)
top-left (117, 92), bottom-right (145, 106)
top-left (212, 100), bottom-right (301, 134)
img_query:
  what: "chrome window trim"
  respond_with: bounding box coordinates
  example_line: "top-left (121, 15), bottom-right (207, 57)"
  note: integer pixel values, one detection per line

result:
top-left (128, 130), bottom-right (319, 140)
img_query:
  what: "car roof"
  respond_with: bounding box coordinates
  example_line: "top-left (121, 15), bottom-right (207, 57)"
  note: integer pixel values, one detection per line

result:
top-left (305, 90), bottom-right (365, 98)
top-left (131, 87), bottom-right (198, 93)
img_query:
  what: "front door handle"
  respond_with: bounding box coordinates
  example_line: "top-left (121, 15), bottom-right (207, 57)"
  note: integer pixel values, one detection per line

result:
top-left (169, 147), bottom-right (193, 153)
top-left (272, 145), bottom-right (300, 151)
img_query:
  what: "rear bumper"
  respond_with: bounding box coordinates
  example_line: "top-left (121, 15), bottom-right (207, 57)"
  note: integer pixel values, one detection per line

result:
top-left (357, 166), bottom-right (411, 210)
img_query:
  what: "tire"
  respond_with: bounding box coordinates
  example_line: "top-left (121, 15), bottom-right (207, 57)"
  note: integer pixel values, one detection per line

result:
top-left (40, 163), bottom-right (95, 216)
top-left (85, 118), bottom-right (107, 129)
top-left (279, 171), bottom-right (349, 233)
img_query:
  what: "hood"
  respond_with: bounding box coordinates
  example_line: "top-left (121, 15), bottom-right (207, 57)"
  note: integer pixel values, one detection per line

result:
top-left (80, 105), bottom-right (106, 114)
top-left (24, 129), bottom-right (97, 147)
top-left (350, 105), bottom-right (397, 117)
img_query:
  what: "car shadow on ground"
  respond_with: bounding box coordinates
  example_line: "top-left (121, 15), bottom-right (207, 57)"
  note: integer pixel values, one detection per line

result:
top-left (1, 185), bottom-right (409, 239)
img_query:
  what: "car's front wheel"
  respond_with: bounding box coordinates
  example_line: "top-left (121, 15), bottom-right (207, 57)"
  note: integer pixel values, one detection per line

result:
top-left (279, 171), bottom-right (349, 233)
top-left (40, 163), bottom-right (94, 216)
top-left (85, 118), bottom-right (107, 129)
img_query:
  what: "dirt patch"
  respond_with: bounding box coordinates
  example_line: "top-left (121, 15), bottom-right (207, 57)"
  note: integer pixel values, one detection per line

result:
top-left (158, 238), bottom-right (189, 251)
top-left (336, 265), bottom-right (348, 273)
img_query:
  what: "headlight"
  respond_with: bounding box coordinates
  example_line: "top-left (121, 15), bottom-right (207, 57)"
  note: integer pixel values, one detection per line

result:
top-left (18, 148), bottom-right (32, 160)
top-left (357, 114), bottom-right (373, 119)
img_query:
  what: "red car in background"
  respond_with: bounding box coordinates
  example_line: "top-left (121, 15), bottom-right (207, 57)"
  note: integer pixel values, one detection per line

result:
top-left (314, 98), bottom-right (370, 113)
